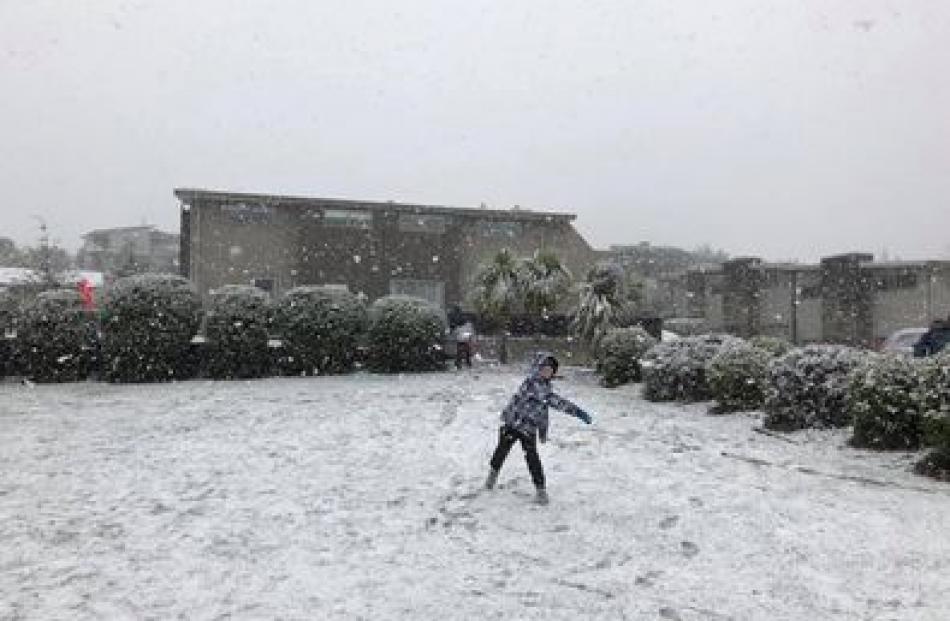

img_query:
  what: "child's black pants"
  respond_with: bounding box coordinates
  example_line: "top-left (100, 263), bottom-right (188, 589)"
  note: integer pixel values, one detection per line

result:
top-left (489, 425), bottom-right (545, 489)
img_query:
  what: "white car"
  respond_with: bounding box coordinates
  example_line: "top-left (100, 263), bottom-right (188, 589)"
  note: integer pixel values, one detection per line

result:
top-left (880, 327), bottom-right (927, 357)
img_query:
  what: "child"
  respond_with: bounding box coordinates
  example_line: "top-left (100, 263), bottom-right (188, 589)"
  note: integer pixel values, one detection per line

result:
top-left (484, 352), bottom-right (593, 505)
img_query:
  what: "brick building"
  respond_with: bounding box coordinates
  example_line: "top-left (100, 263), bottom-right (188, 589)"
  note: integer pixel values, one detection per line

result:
top-left (176, 189), bottom-right (598, 307)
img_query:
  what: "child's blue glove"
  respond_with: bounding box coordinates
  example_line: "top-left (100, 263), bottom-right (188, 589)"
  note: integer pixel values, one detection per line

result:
top-left (577, 410), bottom-right (593, 425)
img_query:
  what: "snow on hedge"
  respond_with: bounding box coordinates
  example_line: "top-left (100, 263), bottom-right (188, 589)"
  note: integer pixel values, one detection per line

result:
top-left (273, 286), bottom-right (368, 376)
top-left (763, 344), bottom-right (866, 431)
top-left (366, 295), bottom-right (447, 373)
top-left (915, 352), bottom-right (950, 480)
top-left (707, 340), bottom-right (772, 413)
top-left (749, 335), bottom-right (793, 358)
top-left (597, 326), bottom-right (657, 388)
top-left (101, 274), bottom-right (202, 383)
top-left (642, 334), bottom-right (743, 402)
top-left (16, 289), bottom-right (98, 383)
top-left (205, 285), bottom-right (273, 380)
top-left (846, 354), bottom-right (923, 450)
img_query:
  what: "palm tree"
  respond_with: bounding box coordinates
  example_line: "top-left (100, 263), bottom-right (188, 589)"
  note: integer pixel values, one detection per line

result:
top-left (572, 262), bottom-right (624, 348)
top-left (471, 249), bottom-right (521, 329)
top-left (519, 250), bottom-right (572, 318)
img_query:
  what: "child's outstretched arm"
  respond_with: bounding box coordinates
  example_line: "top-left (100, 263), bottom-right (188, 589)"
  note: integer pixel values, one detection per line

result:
top-left (547, 392), bottom-right (593, 424)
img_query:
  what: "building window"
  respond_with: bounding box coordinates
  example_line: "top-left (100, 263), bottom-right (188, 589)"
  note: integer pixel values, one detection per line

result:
top-left (398, 214), bottom-right (447, 234)
top-left (478, 220), bottom-right (523, 238)
top-left (252, 278), bottom-right (275, 294)
top-left (390, 279), bottom-right (445, 308)
top-left (221, 203), bottom-right (273, 224)
top-left (874, 272), bottom-right (918, 291)
top-left (323, 209), bottom-right (373, 230)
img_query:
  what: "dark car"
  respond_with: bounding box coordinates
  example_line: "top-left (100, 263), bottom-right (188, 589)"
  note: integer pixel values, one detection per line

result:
top-left (913, 319), bottom-right (950, 358)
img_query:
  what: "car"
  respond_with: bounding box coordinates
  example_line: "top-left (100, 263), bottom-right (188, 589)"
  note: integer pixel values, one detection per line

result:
top-left (913, 320), bottom-right (950, 358)
top-left (880, 327), bottom-right (927, 357)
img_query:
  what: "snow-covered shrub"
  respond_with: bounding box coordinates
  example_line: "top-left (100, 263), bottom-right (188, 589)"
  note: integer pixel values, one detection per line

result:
top-left (749, 335), bottom-right (793, 358)
top-left (16, 290), bottom-right (98, 383)
top-left (366, 295), bottom-right (447, 373)
top-left (204, 285), bottom-right (273, 379)
top-left (642, 334), bottom-right (741, 402)
top-left (101, 274), bottom-right (202, 383)
top-left (914, 352), bottom-right (950, 480)
top-left (597, 326), bottom-right (657, 387)
top-left (847, 355), bottom-right (923, 450)
top-left (763, 345), bottom-right (866, 431)
top-left (0, 289), bottom-right (19, 377)
top-left (272, 286), bottom-right (367, 376)
top-left (707, 341), bottom-right (772, 413)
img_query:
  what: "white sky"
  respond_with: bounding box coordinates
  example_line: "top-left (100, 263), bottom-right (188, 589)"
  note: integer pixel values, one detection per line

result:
top-left (1, 1), bottom-right (948, 262)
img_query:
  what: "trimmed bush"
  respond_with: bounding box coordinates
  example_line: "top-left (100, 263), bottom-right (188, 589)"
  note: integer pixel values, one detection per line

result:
top-left (102, 274), bottom-right (202, 383)
top-left (16, 290), bottom-right (98, 383)
top-left (749, 336), bottom-right (793, 358)
top-left (763, 344), bottom-right (866, 431)
top-left (915, 352), bottom-right (950, 480)
top-left (0, 289), bottom-right (19, 377)
top-left (272, 286), bottom-right (367, 376)
top-left (205, 285), bottom-right (273, 379)
top-left (642, 334), bottom-right (741, 402)
top-left (366, 295), bottom-right (447, 373)
top-left (597, 326), bottom-right (657, 387)
top-left (847, 354), bottom-right (923, 450)
top-left (707, 341), bottom-right (772, 413)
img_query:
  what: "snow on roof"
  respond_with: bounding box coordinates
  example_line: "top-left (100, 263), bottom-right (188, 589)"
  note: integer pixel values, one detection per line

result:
top-left (0, 268), bottom-right (104, 288)
top-left (61, 270), bottom-right (105, 287)
top-left (174, 188), bottom-right (577, 222)
top-left (0, 267), bottom-right (40, 286)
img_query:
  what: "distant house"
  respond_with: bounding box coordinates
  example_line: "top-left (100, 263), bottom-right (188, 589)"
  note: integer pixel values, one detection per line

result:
top-left (175, 188), bottom-right (598, 307)
top-left (78, 226), bottom-right (179, 276)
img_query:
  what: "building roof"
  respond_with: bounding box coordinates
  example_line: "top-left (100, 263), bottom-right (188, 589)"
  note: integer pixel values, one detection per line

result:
top-left (82, 225), bottom-right (158, 238)
top-left (0, 267), bottom-right (39, 286)
top-left (174, 188), bottom-right (577, 223)
top-left (0, 268), bottom-right (104, 288)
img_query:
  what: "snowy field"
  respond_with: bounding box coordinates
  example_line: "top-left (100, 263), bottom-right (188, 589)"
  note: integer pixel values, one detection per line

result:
top-left (2, 366), bottom-right (949, 621)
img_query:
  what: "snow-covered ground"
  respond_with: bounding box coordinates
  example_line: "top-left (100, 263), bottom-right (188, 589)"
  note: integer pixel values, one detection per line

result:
top-left (2, 367), bottom-right (949, 620)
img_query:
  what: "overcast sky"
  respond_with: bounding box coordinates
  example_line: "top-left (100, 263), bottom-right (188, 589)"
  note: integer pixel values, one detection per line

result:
top-left (1, 0), bottom-right (948, 262)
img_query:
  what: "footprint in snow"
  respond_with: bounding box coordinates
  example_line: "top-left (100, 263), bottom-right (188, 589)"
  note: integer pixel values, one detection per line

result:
top-left (680, 541), bottom-right (700, 558)
top-left (658, 515), bottom-right (679, 530)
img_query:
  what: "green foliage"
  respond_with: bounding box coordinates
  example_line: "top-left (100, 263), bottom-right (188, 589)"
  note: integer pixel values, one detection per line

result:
top-left (205, 285), bottom-right (273, 379)
top-left (366, 295), bottom-right (447, 373)
top-left (763, 345), bottom-right (866, 431)
top-left (273, 286), bottom-right (367, 376)
top-left (101, 274), bottom-right (202, 383)
top-left (707, 342), bottom-right (772, 413)
top-left (749, 336), bottom-right (793, 358)
top-left (597, 326), bottom-right (657, 387)
top-left (847, 355), bottom-right (923, 450)
top-left (16, 289), bottom-right (98, 383)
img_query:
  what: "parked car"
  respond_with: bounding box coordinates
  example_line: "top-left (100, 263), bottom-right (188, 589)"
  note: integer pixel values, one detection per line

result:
top-left (913, 320), bottom-right (950, 358)
top-left (881, 327), bottom-right (928, 357)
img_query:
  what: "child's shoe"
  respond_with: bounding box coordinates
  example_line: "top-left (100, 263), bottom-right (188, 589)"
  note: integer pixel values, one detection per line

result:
top-left (535, 488), bottom-right (549, 505)
top-left (484, 468), bottom-right (499, 490)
